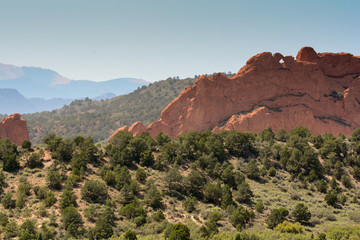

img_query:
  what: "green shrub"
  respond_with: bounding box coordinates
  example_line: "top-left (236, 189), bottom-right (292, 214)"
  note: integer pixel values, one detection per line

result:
top-left (266, 208), bottom-right (289, 229)
top-left (183, 197), bottom-right (197, 213)
top-left (84, 204), bottom-right (97, 222)
top-left (0, 212), bottom-right (9, 226)
top-left (42, 133), bottom-right (56, 145)
top-left (139, 149), bottom-right (154, 167)
top-left (4, 221), bottom-right (18, 238)
top-left (276, 129), bottom-right (289, 142)
top-left (224, 131), bottom-right (255, 158)
top-left (230, 205), bottom-right (253, 228)
top-left (61, 206), bottom-right (83, 230)
top-left (268, 167), bottom-right (276, 177)
top-left (50, 138), bottom-right (74, 162)
top-left (43, 191), bottom-right (57, 207)
top-left (164, 168), bottom-right (183, 193)
top-left (339, 193), bottom-right (347, 205)
top-left (221, 184), bottom-right (233, 209)
top-left (120, 201), bottom-right (146, 219)
top-left (37, 205), bottom-right (48, 217)
top-left (341, 174), bottom-right (352, 189)
top-left (39, 224), bottom-right (56, 240)
top-left (46, 170), bottom-right (62, 190)
top-left (221, 166), bottom-right (236, 188)
top-left (169, 223), bottom-right (190, 240)
top-left (33, 186), bottom-right (48, 200)
top-left (153, 210), bottom-right (165, 222)
top-left (59, 189), bottom-right (77, 210)
top-left (21, 140), bottom-right (32, 150)
top-left (316, 179), bottom-right (328, 193)
top-left (274, 220), bottom-right (303, 234)
top-left (2, 151), bottom-right (20, 172)
top-left (144, 182), bottom-right (163, 209)
top-left (292, 203), bottom-right (311, 223)
top-left (204, 183), bottom-right (222, 205)
top-left (236, 182), bottom-right (253, 203)
top-left (123, 230), bottom-right (138, 240)
top-left (27, 152), bottom-right (44, 168)
top-left (209, 211), bottom-right (222, 223)
top-left (134, 215), bottom-right (147, 227)
top-left (135, 168), bottom-right (147, 183)
top-left (246, 160), bottom-right (260, 180)
top-left (91, 216), bottom-right (114, 240)
top-left (101, 205), bottom-right (116, 226)
top-left (81, 180), bottom-right (108, 203)
top-left (255, 200), bottom-right (264, 213)
top-left (327, 225), bottom-right (360, 239)
top-left (184, 170), bottom-right (206, 197)
top-left (19, 219), bottom-right (37, 240)
top-left (1, 192), bottom-right (15, 209)
top-left (103, 170), bottom-right (116, 186)
top-left (16, 194), bottom-right (25, 209)
top-left (325, 190), bottom-right (338, 206)
top-left (70, 151), bottom-right (88, 171)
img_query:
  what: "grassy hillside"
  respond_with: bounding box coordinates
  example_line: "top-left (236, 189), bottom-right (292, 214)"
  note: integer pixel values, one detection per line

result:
top-left (17, 76), bottom-right (197, 144)
top-left (0, 127), bottom-right (360, 239)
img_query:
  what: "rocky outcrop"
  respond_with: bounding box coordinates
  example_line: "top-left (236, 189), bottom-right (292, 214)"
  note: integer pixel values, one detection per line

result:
top-left (110, 47), bottom-right (360, 140)
top-left (0, 113), bottom-right (30, 145)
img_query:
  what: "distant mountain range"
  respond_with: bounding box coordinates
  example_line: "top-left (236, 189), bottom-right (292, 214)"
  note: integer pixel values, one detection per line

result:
top-left (0, 63), bottom-right (148, 114)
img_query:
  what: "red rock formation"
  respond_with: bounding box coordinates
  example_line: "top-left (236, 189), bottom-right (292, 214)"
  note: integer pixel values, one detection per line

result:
top-left (0, 113), bottom-right (30, 145)
top-left (110, 47), bottom-right (360, 140)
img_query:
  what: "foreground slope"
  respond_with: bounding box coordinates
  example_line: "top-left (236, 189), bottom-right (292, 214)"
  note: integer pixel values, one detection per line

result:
top-left (1, 126), bottom-right (360, 239)
top-left (115, 47), bottom-right (360, 140)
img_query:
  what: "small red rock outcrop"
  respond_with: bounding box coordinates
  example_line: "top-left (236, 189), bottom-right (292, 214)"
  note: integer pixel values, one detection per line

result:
top-left (109, 47), bottom-right (360, 140)
top-left (0, 113), bottom-right (30, 145)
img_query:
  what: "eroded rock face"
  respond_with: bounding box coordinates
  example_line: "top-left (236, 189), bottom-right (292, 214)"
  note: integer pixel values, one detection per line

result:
top-left (0, 113), bottom-right (30, 145)
top-left (110, 47), bottom-right (360, 140)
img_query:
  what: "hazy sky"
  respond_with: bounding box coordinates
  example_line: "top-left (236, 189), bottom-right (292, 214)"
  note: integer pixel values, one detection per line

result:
top-left (1, 0), bottom-right (359, 82)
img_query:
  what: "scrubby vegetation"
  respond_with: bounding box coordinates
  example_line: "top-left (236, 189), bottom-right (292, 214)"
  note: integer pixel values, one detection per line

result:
top-left (0, 126), bottom-right (359, 239)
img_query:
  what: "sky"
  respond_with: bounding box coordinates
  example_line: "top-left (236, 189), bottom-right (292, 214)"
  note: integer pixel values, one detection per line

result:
top-left (1, 0), bottom-right (359, 82)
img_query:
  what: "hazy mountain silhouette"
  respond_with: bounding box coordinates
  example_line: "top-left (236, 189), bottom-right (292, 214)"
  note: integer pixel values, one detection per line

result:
top-left (0, 63), bottom-right (148, 99)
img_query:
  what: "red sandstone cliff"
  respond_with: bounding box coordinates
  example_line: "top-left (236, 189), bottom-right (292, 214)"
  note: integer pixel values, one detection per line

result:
top-left (0, 113), bottom-right (30, 145)
top-left (109, 47), bottom-right (360, 141)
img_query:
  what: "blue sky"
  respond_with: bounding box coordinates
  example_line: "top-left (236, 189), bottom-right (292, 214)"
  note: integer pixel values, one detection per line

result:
top-left (1, 0), bottom-right (359, 82)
